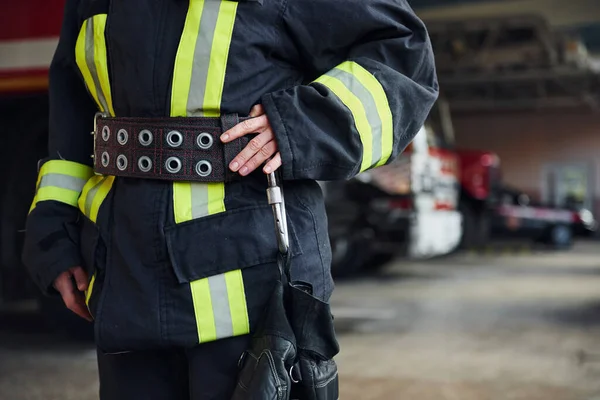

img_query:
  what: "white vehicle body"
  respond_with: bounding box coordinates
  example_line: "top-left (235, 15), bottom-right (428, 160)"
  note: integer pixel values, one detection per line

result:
top-left (370, 125), bottom-right (463, 259)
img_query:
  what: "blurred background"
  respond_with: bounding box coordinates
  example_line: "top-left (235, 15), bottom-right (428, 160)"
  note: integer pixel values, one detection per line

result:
top-left (1, 0), bottom-right (600, 399)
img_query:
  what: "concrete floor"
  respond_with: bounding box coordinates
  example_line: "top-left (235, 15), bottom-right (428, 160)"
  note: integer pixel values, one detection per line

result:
top-left (2, 242), bottom-right (600, 400)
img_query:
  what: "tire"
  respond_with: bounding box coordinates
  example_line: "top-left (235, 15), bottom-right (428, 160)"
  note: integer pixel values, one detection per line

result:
top-left (548, 224), bottom-right (573, 250)
top-left (459, 202), bottom-right (490, 249)
top-left (330, 234), bottom-right (372, 278)
top-left (364, 253), bottom-right (395, 272)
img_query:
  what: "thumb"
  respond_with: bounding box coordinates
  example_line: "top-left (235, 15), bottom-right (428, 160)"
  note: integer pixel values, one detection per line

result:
top-left (70, 266), bottom-right (89, 292)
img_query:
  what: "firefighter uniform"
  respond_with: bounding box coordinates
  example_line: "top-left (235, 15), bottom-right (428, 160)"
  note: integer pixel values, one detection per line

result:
top-left (23, 0), bottom-right (438, 397)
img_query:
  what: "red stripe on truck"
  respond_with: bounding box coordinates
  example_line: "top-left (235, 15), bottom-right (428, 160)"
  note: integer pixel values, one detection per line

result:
top-left (0, 68), bottom-right (49, 93)
top-left (0, 0), bottom-right (66, 40)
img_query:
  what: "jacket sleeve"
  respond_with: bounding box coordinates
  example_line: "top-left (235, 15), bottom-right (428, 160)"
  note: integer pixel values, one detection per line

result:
top-left (261, 0), bottom-right (439, 181)
top-left (22, 0), bottom-right (97, 295)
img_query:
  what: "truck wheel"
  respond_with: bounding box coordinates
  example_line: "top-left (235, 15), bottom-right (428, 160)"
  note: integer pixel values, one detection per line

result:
top-left (459, 203), bottom-right (490, 249)
top-left (365, 253), bottom-right (394, 272)
top-left (330, 235), bottom-right (371, 278)
top-left (548, 224), bottom-right (573, 250)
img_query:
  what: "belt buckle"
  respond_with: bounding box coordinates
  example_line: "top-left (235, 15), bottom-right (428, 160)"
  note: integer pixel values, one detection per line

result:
top-left (91, 112), bottom-right (109, 167)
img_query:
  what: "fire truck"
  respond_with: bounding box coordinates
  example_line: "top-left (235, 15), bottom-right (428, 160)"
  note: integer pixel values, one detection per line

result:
top-left (322, 97), bottom-right (587, 277)
top-left (321, 100), bottom-right (465, 276)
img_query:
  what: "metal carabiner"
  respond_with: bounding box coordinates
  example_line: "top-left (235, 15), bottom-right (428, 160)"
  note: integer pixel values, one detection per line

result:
top-left (267, 172), bottom-right (289, 255)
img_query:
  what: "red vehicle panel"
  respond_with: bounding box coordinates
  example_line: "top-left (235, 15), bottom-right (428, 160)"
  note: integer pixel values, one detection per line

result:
top-left (0, 0), bottom-right (65, 94)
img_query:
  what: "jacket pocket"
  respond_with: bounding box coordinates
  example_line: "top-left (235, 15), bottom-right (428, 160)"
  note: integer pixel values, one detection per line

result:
top-left (165, 204), bottom-right (302, 284)
top-left (79, 215), bottom-right (106, 319)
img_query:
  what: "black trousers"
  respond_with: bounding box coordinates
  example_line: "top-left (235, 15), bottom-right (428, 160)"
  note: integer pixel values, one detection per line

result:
top-left (97, 335), bottom-right (251, 400)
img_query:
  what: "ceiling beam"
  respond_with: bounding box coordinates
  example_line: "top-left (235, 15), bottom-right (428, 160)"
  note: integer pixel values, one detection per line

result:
top-left (416, 0), bottom-right (600, 29)
top-left (439, 69), bottom-right (599, 85)
top-left (447, 96), bottom-right (593, 111)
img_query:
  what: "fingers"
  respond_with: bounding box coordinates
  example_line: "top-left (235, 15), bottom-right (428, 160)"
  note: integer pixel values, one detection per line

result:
top-left (53, 270), bottom-right (93, 322)
top-left (229, 131), bottom-right (277, 176)
top-left (220, 106), bottom-right (281, 176)
top-left (220, 114), bottom-right (268, 143)
top-left (248, 104), bottom-right (264, 118)
top-left (263, 152), bottom-right (282, 174)
top-left (239, 141), bottom-right (278, 176)
top-left (70, 266), bottom-right (89, 291)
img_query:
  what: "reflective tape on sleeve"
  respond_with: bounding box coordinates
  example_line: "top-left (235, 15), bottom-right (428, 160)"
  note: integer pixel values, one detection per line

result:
top-left (29, 160), bottom-right (94, 212)
top-left (313, 61), bottom-right (394, 171)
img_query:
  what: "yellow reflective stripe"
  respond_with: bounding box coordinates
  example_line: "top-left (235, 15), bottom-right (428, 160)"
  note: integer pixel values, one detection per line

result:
top-left (170, 0), bottom-right (205, 117)
top-left (33, 187), bottom-right (81, 207)
top-left (29, 161), bottom-right (94, 213)
top-left (29, 170), bottom-right (44, 213)
top-left (207, 182), bottom-right (226, 215)
top-left (171, 1), bottom-right (245, 344)
top-left (171, 0), bottom-right (236, 222)
top-left (39, 160), bottom-right (94, 180)
top-left (190, 270), bottom-right (250, 343)
top-left (75, 20), bottom-right (101, 110)
top-left (190, 278), bottom-right (217, 343)
top-left (336, 62), bottom-right (394, 167)
top-left (91, 14), bottom-right (115, 117)
top-left (173, 182), bottom-right (193, 224)
top-left (77, 175), bottom-right (115, 223)
top-left (173, 182), bottom-right (225, 226)
top-left (75, 15), bottom-right (115, 116)
top-left (314, 74), bottom-right (373, 171)
top-left (202, 1), bottom-right (238, 117)
top-left (225, 270), bottom-right (250, 336)
top-left (78, 175), bottom-right (103, 215)
top-left (89, 176), bottom-right (115, 223)
top-left (85, 273), bottom-right (96, 306)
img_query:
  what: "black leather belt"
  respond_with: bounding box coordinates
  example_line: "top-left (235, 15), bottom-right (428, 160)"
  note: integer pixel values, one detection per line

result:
top-left (93, 113), bottom-right (250, 182)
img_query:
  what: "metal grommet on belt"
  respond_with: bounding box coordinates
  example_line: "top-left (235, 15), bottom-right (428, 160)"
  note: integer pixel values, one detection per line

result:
top-left (102, 126), bottom-right (110, 141)
top-left (101, 151), bottom-right (110, 167)
top-left (138, 156), bottom-right (152, 172)
top-left (195, 160), bottom-right (212, 177)
top-left (166, 130), bottom-right (184, 148)
top-left (196, 132), bottom-right (213, 150)
top-left (117, 129), bottom-right (128, 145)
top-left (139, 129), bottom-right (153, 146)
top-left (116, 154), bottom-right (128, 171)
top-left (165, 156), bottom-right (182, 174)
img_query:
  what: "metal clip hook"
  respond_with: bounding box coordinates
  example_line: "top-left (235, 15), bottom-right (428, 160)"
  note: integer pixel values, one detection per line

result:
top-left (267, 172), bottom-right (289, 255)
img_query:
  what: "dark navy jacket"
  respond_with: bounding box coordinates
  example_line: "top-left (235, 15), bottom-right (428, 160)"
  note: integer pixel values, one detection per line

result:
top-left (23, 0), bottom-right (438, 352)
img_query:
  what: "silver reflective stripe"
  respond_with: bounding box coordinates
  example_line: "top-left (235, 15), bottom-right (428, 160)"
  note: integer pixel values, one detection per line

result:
top-left (84, 177), bottom-right (107, 217)
top-left (190, 182), bottom-right (210, 219)
top-left (187, 0), bottom-right (221, 117)
top-left (326, 68), bottom-right (383, 166)
top-left (85, 18), bottom-right (110, 114)
top-left (39, 174), bottom-right (88, 193)
top-left (208, 274), bottom-right (234, 339)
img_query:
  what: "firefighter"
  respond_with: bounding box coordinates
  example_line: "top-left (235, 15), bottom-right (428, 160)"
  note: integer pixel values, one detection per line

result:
top-left (22, 0), bottom-right (438, 398)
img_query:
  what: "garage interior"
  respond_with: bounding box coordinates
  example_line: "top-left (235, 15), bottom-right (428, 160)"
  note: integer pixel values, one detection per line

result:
top-left (2, 1), bottom-right (600, 400)
top-left (419, 0), bottom-right (600, 215)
